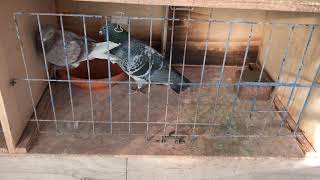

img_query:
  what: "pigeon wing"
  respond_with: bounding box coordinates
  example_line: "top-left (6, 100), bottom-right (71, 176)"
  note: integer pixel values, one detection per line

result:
top-left (127, 40), bottom-right (164, 78)
top-left (110, 39), bottom-right (164, 80)
top-left (66, 41), bottom-right (82, 64)
top-left (45, 38), bottom-right (81, 67)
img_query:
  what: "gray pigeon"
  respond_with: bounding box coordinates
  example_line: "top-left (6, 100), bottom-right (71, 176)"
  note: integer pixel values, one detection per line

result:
top-left (35, 24), bottom-right (119, 69)
top-left (99, 23), bottom-right (191, 94)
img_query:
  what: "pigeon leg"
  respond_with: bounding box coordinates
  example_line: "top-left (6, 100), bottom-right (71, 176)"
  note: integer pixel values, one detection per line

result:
top-left (131, 85), bottom-right (147, 94)
top-left (131, 79), bottom-right (148, 94)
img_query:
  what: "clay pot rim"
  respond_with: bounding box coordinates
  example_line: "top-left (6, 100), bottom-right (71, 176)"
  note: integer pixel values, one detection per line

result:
top-left (69, 70), bottom-right (126, 81)
top-left (57, 60), bottom-right (127, 90)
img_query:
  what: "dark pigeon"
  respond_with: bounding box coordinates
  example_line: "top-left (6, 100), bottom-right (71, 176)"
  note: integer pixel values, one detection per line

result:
top-left (99, 23), bottom-right (191, 94)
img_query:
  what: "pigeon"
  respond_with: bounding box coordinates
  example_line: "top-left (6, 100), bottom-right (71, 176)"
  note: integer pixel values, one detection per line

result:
top-left (99, 23), bottom-right (191, 94)
top-left (35, 24), bottom-right (120, 69)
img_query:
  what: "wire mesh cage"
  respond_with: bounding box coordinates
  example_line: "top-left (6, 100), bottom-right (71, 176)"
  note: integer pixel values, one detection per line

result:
top-left (12, 7), bottom-right (320, 151)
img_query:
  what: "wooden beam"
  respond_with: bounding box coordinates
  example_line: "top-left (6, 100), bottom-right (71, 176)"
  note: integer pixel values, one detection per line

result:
top-left (161, 6), bottom-right (169, 55)
top-left (75, 0), bottom-right (320, 13)
top-left (15, 122), bottom-right (38, 154)
top-left (1, 155), bottom-right (320, 179)
top-left (273, 96), bottom-right (315, 153)
top-left (0, 155), bottom-right (127, 179)
top-left (0, 91), bottom-right (15, 153)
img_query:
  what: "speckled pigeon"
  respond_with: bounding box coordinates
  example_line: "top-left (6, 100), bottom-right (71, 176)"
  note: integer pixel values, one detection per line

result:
top-left (99, 23), bottom-right (191, 94)
top-left (35, 24), bottom-right (120, 69)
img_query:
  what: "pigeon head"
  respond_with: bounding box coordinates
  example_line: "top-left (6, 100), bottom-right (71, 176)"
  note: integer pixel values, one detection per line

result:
top-left (40, 25), bottom-right (57, 42)
top-left (99, 23), bottom-right (128, 44)
top-left (35, 24), bottom-right (58, 53)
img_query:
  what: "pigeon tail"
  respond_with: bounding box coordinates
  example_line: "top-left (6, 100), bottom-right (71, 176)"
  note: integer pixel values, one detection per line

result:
top-left (169, 69), bottom-right (192, 94)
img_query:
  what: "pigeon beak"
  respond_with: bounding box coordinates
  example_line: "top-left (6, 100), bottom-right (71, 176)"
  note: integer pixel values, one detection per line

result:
top-left (98, 30), bottom-right (103, 36)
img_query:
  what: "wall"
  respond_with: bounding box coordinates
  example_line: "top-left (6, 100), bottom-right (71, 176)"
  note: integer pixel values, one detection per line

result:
top-left (55, 0), bottom-right (166, 46)
top-left (0, 0), bottom-right (56, 152)
top-left (258, 11), bottom-right (320, 151)
top-left (55, 0), bottom-right (267, 65)
top-left (167, 8), bottom-right (266, 65)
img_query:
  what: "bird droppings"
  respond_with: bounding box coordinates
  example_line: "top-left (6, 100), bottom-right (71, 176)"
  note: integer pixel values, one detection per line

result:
top-left (31, 66), bottom-right (304, 157)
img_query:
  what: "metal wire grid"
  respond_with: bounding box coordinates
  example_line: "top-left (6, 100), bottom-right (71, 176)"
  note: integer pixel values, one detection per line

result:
top-left (13, 11), bottom-right (320, 139)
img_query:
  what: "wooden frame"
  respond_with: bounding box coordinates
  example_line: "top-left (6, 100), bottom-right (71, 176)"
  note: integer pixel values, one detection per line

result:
top-left (76, 0), bottom-right (320, 13)
top-left (1, 0), bottom-right (320, 154)
top-left (0, 0), bottom-right (56, 153)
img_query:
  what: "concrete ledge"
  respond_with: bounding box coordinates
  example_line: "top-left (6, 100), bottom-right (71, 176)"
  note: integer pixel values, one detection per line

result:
top-left (0, 154), bottom-right (319, 180)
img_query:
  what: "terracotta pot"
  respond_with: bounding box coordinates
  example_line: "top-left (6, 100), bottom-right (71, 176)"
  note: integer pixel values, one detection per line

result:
top-left (57, 59), bottom-right (127, 90)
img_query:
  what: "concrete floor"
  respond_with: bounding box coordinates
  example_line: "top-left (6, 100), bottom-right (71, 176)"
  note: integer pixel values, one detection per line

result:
top-left (0, 154), bottom-right (320, 180)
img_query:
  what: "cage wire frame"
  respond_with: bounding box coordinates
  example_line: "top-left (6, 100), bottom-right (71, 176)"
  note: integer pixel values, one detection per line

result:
top-left (12, 10), bottom-right (320, 141)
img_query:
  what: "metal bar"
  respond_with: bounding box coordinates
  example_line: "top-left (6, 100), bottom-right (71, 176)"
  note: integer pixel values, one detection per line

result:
top-left (128, 18), bottom-right (132, 134)
top-left (146, 19), bottom-right (153, 135)
top-left (36, 15), bottom-right (58, 131)
top-left (82, 16), bottom-right (95, 134)
top-left (60, 16), bottom-right (76, 128)
top-left (251, 25), bottom-right (274, 112)
top-left (32, 126), bottom-right (302, 138)
top-left (258, 26), bottom-right (274, 82)
top-left (38, 131), bottom-right (303, 138)
top-left (13, 12), bottom-right (320, 140)
top-left (30, 119), bottom-right (220, 126)
top-left (163, 7), bottom-right (176, 137)
top-left (13, 12), bottom-right (320, 27)
top-left (170, 6), bottom-right (194, 11)
top-left (16, 78), bottom-right (320, 88)
top-left (175, 9), bottom-right (191, 137)
top-left (172, 64), bottom-right (244, 68)
top-left (192, 9), bottom-right (214, 138)
top-left (185, 19), bottom-right (320, 27)
top-left (293, 64), bottom-right (320, 135)
top-left (211, 23), bottom-right (233, 124)
top-left (229, 24), bottom-right (254, 129)
top-left (265, 25), bottom-right (295, 130)
top-left (278, 26), bottom-right (315, 134)
top-left (13, 12), bottom-right (176, 21)
top-left (15, 12), bottom-right (104, 18)
top-left (217, 109), bottom-right (288, 113)
top-left (270, 25), bottom-right (295, 107)
top-left (161, 6), bottom-right (169, 55)
top-left (13, 14), bottom-right (40, 131)
top-left (105, 19), bottom-right (113, 134)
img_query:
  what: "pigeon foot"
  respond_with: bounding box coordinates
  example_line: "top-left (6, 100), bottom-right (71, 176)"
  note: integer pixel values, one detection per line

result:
top-left (131, 86), bottom-right (147, 95)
